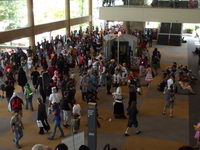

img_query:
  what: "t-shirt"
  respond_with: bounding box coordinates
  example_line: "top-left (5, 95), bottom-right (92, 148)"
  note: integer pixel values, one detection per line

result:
top-left (72, 104), bottom-right (81, 118)
top-left (53, 108), bottom-right (61, 121)
top-left (49, 93), bottom-right (59, 104)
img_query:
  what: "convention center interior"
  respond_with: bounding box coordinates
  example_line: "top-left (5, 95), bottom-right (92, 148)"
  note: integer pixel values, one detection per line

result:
top-left (0, 0), bottom-right (200, 150)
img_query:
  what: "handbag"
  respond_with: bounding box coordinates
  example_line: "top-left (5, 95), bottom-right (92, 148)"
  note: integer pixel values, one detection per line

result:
top-left (36, 120), bottom-right (43, 128)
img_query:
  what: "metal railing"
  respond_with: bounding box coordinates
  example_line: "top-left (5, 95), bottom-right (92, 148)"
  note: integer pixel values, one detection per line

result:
top-left (101, 0), bottom-right (200, 9)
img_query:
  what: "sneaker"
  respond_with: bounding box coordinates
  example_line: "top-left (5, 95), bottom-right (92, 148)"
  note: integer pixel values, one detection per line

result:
top-left (60, 135), bottom-right (65, 138)
top-left (16, 144), bottom-right (22, 149)
top-left (136, 131), bottom-right (141, 135)
top-left (12, 138), bottom-right (16, 143)
top-left (63, 124), bottom-right (69, 128)
top-left (124, 133), bottom-right (129, 136)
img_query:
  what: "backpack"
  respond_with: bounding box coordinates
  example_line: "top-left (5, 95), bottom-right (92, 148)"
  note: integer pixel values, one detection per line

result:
top-left (11, 97), bottom-right (22, 110)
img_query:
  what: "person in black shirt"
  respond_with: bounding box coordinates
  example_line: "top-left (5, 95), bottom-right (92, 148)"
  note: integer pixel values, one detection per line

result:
top-left (60, 91), bottom-right (73, 128)
top-left (4, 80), bottom-right (15, 103)
top-left (37, 98), bottom-right (49, 135)
top-left (124, 101), bottom-right (141, 136)
top-left (31, 67), bottom-right (40, 92)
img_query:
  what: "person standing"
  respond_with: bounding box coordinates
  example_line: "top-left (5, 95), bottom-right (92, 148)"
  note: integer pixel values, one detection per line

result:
top-left (145, 65), bottom-right (153, 84)
top-left (72, 103), bottom-right (81, 134)
top-left (113, 87), bottom-right (126, 119)
top-left (124, 101), bottom-right (141, 136)
top-left (80, 73), bottom-right (89, 101)
top-left (48, 103), bottom-right (65, 140)
top-left (128, 78), bottom-right (141, 107)
top-left (106, 71), bottom-right (112, 94)
top-left (10, 111), bottom-right (24, 149)
top-left (37, 70), bottom-right (51, 103)
top-left (24, 83), bottom-right (34, 111)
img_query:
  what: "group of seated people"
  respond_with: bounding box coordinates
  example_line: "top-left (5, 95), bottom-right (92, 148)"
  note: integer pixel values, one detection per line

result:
top-left (158, 62), bottom-right (196, 95)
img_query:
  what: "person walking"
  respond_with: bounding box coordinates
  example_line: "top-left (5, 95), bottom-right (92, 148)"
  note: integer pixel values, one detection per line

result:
top-left (60, 91), bottom-right (73, 128)
top-left (4, 80), bottom-right (15, 103)
top-left (124, 101), bottom-right (141, 136)
top-left (31, 67), bottom-right (40, 93)
top-left (162, 84), bottom-right (175, 118)
top-left (24, 83), bottom-right (34, 111)
top-left (128, 77), bottom-right (141, 107)
top-left (9, 92), bottom-right (24, 117)
top-left (10, 111), bottom-right (24, 149)
top-left (37, 98), bottom-right (50, 135)
top-left (48, 103), bottom-right (65, 140)
top-left (17, 67), bottom-right (27, 92)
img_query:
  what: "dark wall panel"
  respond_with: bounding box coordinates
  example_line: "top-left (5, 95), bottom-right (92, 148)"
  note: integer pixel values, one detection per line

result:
top-left (157, 34), bottom-right (169, 45)
top-left (171, 23), bottom-right (182, 34)
top-left (169, 35), bottom-right (182, 46)
top-left (160, 23), bottom-right (171, 33)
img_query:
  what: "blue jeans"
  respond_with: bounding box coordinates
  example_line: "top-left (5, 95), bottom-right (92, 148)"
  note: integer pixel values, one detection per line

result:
top-left (13, 126), bottom-right (23, 146)
top-left (25, 96), bottom-right (33, 111)
top-left (51, 120), bottom-right (64, 138)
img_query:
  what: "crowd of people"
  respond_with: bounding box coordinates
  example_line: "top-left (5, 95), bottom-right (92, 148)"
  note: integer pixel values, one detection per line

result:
top-left (0, 25), bottom-right (199, 150)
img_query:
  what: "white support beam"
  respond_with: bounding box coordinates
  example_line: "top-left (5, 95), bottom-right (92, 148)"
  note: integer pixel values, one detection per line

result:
top-left (99, 7), bottom-right (200, 23)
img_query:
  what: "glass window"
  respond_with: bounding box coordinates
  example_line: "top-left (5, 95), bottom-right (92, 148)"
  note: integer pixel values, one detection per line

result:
top-left (51, 28), bottom-right (66, 37)
top-left (0, 37), bottom-right (29, 47)
top-left (0, 0), bottom-right (28, 31)
top-left (71, 23), bottom-right (89, 33)
top-left (35, 32), bottom-right (51, 45)
top-left (93, 0), bottom-right (105, 27)
top-left (33, 0), bottom-right (65, 25)
top-left (70, 0), bottom-right (89, 18)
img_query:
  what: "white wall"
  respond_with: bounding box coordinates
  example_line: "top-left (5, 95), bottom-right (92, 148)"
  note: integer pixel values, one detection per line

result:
top-left (99, 7), bottom-right (200, 23)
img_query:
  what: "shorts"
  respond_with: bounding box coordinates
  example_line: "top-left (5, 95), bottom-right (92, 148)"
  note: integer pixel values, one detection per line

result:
top-left (73, 119), bottom-right (80, 130)
top-left (128, 119), bottom-right (138, 128)
top-left (165, 100), bottom-right (174, 109)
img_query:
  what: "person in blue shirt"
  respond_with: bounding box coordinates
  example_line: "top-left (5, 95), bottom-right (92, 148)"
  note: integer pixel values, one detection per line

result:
top-left (48, 103), bottom-right (65, 140)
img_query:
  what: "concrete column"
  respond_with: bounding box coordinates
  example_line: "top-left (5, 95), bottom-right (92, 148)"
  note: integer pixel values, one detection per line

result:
top-left (65, 0), bottom-right (70, 35)
top-left (89, 0), bottom-right (93, 33)
top-left (27, 0), bottom-right (35, 47)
